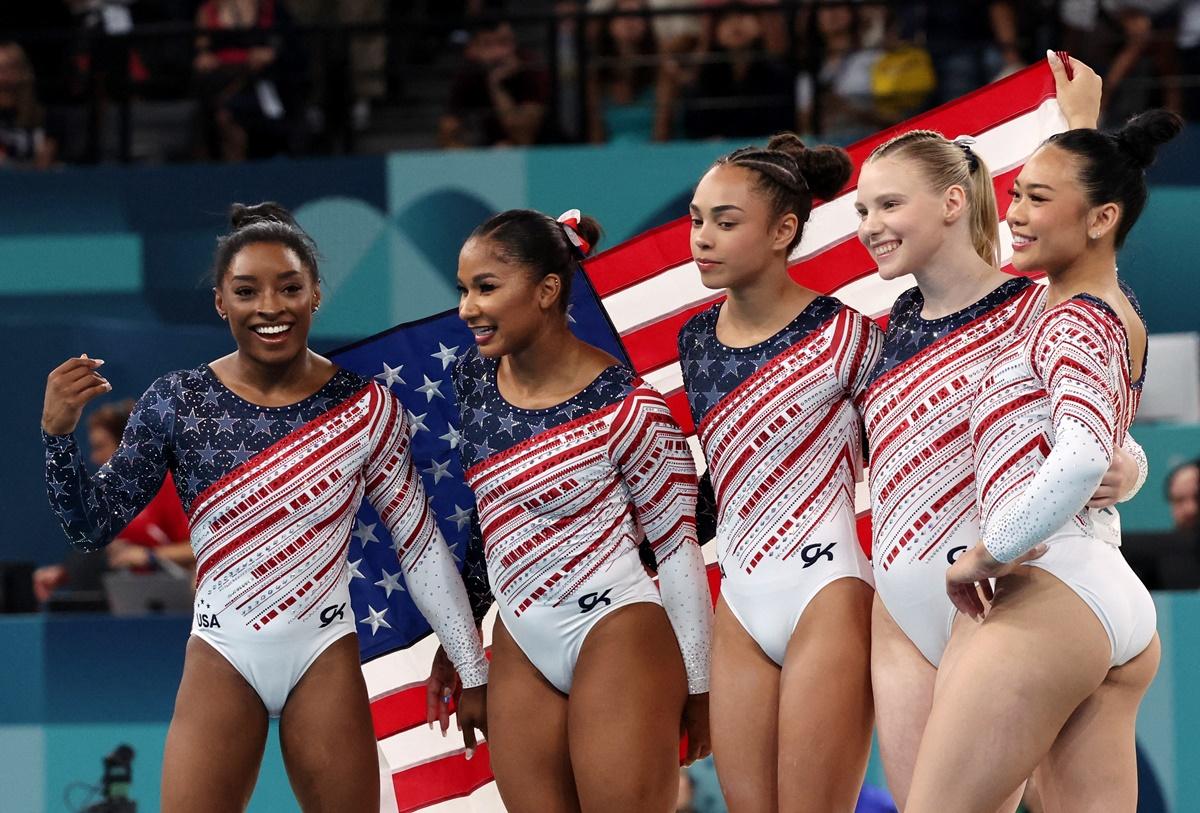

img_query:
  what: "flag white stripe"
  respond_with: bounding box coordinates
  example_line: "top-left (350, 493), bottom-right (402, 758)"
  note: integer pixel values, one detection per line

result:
top-left (379, 726), bottom-right (482, 772)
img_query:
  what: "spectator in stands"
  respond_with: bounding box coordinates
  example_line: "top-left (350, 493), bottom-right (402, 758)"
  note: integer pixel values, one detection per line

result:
top-left (439, 20), bottom-right (550, 147)
top-left (893, 1), bottom-right (1023, 107)
top-left (587, 0), bottom-right (668, 142)
top-left (674, 6), bottom-right (793, 139)
top-left (1101, 0), bottom-right (1185, 117)
top-left (795, 2), bottom-right (888, 138)
top-left (0, 41), bottom-right (58, 169)
top-left (1167, 459), bottom-right (1200, 532)
top-left (33, 400), bottom-right (193, 603)
top-left (193, 0), bottom-right (308, 161)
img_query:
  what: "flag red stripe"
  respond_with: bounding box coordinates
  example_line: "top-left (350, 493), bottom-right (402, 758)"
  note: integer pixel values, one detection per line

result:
top-left (392, 745), bottom-right (496, 813)
top-left (371, 683), bottom-right (431, 741)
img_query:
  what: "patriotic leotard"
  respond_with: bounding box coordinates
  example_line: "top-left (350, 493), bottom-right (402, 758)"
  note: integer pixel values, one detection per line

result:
top-left (44, 365), bottom-right (487, 715)
top-left (678, 296), bottom-right (880, 665)
top-left (861, 277), bottom-right (1045, 666)
top-left (972, 294), bottom-right (1154, 665)
top-left (454, 350), bottom-right (712, 694)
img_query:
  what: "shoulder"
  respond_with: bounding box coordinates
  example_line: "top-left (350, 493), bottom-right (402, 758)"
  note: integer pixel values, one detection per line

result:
top-left (143, 368), bottom-right (201, 403)
top-left (827, 297), bottom-right (876, 331)
top-left (886, 285), bottom-right (922, 324)
top-left (452, 346), bottom-right (488, 381)
top-left (681, 303), bottom-right (719, 337)
top-left (332, 365), bottom-right (371, 390)
top-left (677, 304), bottom-right (719, 350)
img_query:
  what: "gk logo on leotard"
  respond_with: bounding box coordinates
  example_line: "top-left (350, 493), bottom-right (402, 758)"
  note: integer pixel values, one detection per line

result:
top-left (578, 589), bottom-right (613, 613)
top-left (947, 546), bottom-right (968, 564)
top-left (319, 603), bottom-right (346, 628)
top-left (800, 542), bottom-right (836, 568)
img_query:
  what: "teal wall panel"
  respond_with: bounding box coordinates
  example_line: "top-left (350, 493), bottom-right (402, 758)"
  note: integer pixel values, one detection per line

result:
top-left (0, 235), bottom-right (142, 294)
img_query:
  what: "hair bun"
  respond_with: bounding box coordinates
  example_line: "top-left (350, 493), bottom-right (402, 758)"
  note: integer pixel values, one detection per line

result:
top-left (1113, 109), bottom-right (1183, 170)
top-left (229, 201), bottom-right (298, 231)
top-left (573, 215), bottom-right (602, 257)
top-left (766, 132), bottom-right (852, 200)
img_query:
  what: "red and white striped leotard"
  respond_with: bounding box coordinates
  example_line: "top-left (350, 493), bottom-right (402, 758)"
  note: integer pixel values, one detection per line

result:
top-left (971, 294), bottom-right (1154, 666)
top-left (45, 366), bottom-right (487, 715)
top-left (861, 278), bottom-right (1044, 665)
top-left (455, 350), bottom-right (712, 694)
top-left (678, 296), bottom-right (881, 665)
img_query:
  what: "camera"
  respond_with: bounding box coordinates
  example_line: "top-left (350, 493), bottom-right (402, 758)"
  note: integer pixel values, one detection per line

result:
top-left (83, 744), bottom-right (137, 813)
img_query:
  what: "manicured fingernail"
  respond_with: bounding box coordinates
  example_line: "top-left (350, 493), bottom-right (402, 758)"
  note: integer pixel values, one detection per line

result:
top-left (428, 721), bottom-right (433, 730)
top-left (1046, 49), bottom-right (1059, 63)
top-left (465, 748), bottom-right (474, 760)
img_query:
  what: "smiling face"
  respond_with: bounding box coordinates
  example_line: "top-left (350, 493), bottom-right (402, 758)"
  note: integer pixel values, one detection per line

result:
top-left (1005, 144), bottom-right (1098, 274)
top-left (457, 237), bottom-right (562, 358)
top-left (855, 156), bottom-right (957, 280)
top-left (213, 242), bottom-right (319, 366)
top-left (689, 164), bottom-right (796, 291)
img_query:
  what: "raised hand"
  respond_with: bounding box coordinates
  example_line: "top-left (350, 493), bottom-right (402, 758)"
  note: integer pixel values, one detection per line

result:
top-left (1048, 50), bottom-right (1102, 129)
top-left (42, 355), bottom-right (111, 436)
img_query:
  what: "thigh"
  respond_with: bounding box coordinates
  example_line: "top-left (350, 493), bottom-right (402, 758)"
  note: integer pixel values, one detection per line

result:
top-left (778, 578), bottom-right (874, 813)
top-left (568, 602), bottom-right (688, 813)
top-left (278, 634), bottom-right (378, 813)
top-left (905, 568), bottom-right (1113, 813)
top-left (162, 636), bottom-right (270, 813)
top-left (870, 593), bottom-right (937, 810)
top-left (1037, 634), bottom-right (1161, 813)
top-left (935, 611), bottom-right (1029, 813)
top-left (710, 596), bottom-right (781, 813)
top-left (487, 616), bottom-right (580, 813)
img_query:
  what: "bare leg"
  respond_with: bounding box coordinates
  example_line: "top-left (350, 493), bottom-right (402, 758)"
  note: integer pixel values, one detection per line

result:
top-left (870, 594), bottom-right (936, 810)
top-left (778, 578), bottom-right (874, 813)
top-left (161, 637), bottom-right (270, 813)
top-left (1035, 634), bottom-right (1160, 812)
top-left (710, 597), bottom-right (781, 813)
top-left (905, 568), bottom-right (1113, 813)
top-left (935, 612), bottom-right (1029, 813)
top-left (569, 602), bottom-right (688, 813)
top-left (278, 634), bottom-right (378, 812)
top-left (486, 618), bottom-right (580, 813)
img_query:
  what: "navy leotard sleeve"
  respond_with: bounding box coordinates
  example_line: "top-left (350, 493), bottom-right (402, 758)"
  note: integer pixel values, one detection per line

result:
top-left (43, 374), bottom-right (177, 551)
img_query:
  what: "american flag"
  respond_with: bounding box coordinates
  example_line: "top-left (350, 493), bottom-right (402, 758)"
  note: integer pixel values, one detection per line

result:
top-left (582, 63), bottom-right (1064, 549)
top-left (332, 61), bottom-right (1067, 812)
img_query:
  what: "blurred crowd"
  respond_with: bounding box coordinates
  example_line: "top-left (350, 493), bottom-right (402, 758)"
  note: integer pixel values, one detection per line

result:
top-left (2, 0), bottom-right (1200, 167)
